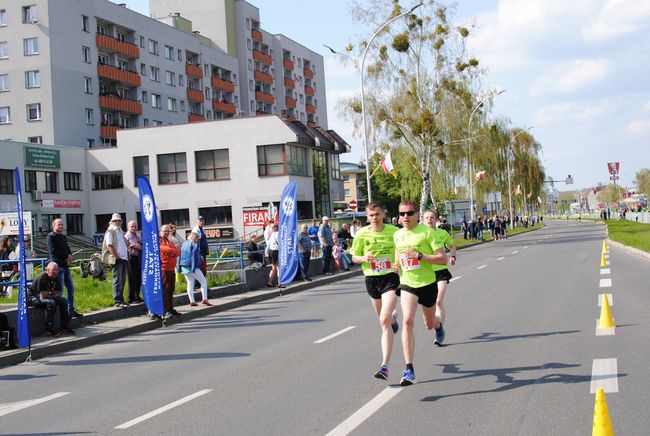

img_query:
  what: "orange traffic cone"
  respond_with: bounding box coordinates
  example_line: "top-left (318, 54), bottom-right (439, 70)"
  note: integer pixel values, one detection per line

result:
top-left (592, 387), bottom-right (614, 436)
top-left (599, 293), bottom-right (615, 329)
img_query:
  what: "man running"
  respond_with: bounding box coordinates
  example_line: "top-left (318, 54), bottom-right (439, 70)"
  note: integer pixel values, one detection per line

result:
top-left (394, 200), bottom-right (447, 386)
top-left (350, 203), bottom-right (400, 381)
top-left (422, 210), bottom-right (457, 346)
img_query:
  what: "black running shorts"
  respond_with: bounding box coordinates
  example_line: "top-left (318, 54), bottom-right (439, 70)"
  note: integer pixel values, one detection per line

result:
top-left (434, 268), bottom-right (452, 283)
top-left (365, 272), bottom-right (400, 300)
top-left (397, 282), bottom-right (438, 308)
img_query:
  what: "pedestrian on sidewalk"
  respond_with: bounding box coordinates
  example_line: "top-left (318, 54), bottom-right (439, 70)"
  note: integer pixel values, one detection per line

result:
top-left (298, 224), bottom-right (312, 281)
top-left (178, 232), bottom-right (212, 307)
top-left (102, 213), bottom-right (130, 308)
top-left (160, 224), bottom-right (181, 317)
top-left (125, 220), bottom-right (143, 304)
top-left (266, 223), bottom-right (282, 288)
top-left (47, 218), bottom-right (82, 318)
top-left (319, 216), bottom-right (334, 275)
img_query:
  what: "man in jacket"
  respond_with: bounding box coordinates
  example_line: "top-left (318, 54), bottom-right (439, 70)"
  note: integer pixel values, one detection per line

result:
top-left (47, 218), bottom-right (82, 318)
top-left (104, 213), bottom-right (129, 307)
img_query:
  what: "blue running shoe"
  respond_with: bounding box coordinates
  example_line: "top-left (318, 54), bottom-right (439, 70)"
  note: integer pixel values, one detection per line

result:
top-left (374, 365), bottom-right (389, 380)
top-left (391, 311), bottom-right (399, 334)
top-left (434, 323), bottom-right (445, 346)
top-left (400, 368), bottom-right (416, 386)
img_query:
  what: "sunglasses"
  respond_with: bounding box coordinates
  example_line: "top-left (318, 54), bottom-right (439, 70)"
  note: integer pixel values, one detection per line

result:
top-left (398, 210), bottom-right (416, 217)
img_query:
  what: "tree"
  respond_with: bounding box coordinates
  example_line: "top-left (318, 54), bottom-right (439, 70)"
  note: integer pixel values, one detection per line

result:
top-left (598, 184), bottom-right (625, 205)
top-left (634, 168), bottom-right (650, 198)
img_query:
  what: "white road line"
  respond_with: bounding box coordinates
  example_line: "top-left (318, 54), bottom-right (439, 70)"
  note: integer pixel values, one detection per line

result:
top-left (0, 392), bottom-right (70, 418)
top-left (600, 268), bottom-right (610, 275)
top-left (477, 264), bottom-right (487, 270)
top-left (497, 257), bottom-right (505, 261)
top-left (512, 250), bottom-right (519, 254)
top-left (590, 358), bottom-right (619, 393)
top-left (598, 294), bottom-right (613, 307)
top-left (595, 321), bottom-right (615, 336)
top-left (115, 389), bottom-right (213, 429)
top-left (314, 326), bottom-right (356, 344)
top-left (599, 278), bottom-right (612, 288)
top-left (523, 246), bottom-right (529, 249)
top-left (449, 276), bottom-right (462, 283)
top-left (325, 386), bottom-right (403, 436)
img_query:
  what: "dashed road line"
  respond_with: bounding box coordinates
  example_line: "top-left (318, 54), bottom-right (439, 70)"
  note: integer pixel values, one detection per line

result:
top-left (0, 392), bottom-right (70, 418)
top-left (512, 250), bottom-right (519, 254)
top-left (595, 321), bottom-right (615, 336)
top-left (449, 276), bottom-right (462, 283)
top-left (590, 358), bottom-right (619, 393)
top-left (497, 257), bottom-right (505, 261)
top-left (314, 326), bottom-right (356, 344)
top-left (477, 265), bottom-right (487, 270)
top-left (598, 294), bottom-right (613, 307)
top-left (600, 268), bottom-right (610, 275)
top-left (599, 278), bottom-right (612, 288)
top-left (523, 246), bottom-right (529, 249)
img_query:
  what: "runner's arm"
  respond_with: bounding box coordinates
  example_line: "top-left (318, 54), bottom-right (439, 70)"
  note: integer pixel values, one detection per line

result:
top-left (420, 248), bottom-right (447, 265)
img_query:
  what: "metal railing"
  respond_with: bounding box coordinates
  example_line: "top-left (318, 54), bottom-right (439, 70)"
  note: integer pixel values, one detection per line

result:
top-left (0, 257), bottom-right (48, 291)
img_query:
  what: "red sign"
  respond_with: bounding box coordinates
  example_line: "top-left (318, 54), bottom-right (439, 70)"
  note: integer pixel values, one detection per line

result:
top-left (40, 199), bottom-right (81, 208)
top-left (607, 162), bottom-right (620, 175)
top-left (349, 200), bottom-right (358, 210)
top-left (609, 175), bottom-right (619, 181)
top-left (243, 207), bottom-right (270, 227)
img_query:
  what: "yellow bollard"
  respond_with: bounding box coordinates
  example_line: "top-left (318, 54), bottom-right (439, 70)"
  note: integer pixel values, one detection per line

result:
top-left (598, 294), bottom-right (615, 329)
top-left (600, 252), bottom-right (607, 267)
top-left (592, 387), bottom-right (614, 436)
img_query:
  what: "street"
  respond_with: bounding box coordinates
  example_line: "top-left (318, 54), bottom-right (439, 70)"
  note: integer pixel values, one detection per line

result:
top-left (1, 220), bottom-right (646, 435)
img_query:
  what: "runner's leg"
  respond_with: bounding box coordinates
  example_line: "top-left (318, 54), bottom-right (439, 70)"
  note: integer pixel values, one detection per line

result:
top-left (378, 291), bottom-right (398, 366)
top-left (400, 291), bottom-right (419, 365)
top-left (435, 280), bottom-right (447, 323)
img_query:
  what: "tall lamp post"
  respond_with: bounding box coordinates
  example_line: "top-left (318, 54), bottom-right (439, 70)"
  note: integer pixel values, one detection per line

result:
top-left (467, 89), bottom-right (505, 220)
top-left (507, 126), bottom-right (533, 229)
top-left (326, 2), bottom-right (423, 203)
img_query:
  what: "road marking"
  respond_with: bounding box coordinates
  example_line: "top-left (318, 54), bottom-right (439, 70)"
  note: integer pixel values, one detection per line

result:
top-left (523, 245), bottom-right (529, 249)
top-left (449, 276), bottom-right (462, 283)
top-left (325, 386), bottom-right (402, 436)
top-left (600, 268), bottom-right (610, 275)
top-left (115, 389), bottom-right (213, 429)
top-left (314, 326), bottom-right (356, 344)
top-left (599, 278), bottom-right (612, 288)
top-left (477, 265), bottom-right (487, 270)
top-left (595, 320), bottom-right (615, 336)
top-left (497, 257), bottom-right (505, 261)
top-left (598, 294), bottom-right (613, 307)
top-left (512, 250), bottom-right (519, 254)
top-left (0, 392), bottom-right (70, 417)
top-left (590, 358), bottom-right (619, 393)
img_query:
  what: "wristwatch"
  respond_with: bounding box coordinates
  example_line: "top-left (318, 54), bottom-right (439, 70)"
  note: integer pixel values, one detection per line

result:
top-left (417, 252), bottom-right (423, 260)
top-left (451, 255), bottom-right (456, 260)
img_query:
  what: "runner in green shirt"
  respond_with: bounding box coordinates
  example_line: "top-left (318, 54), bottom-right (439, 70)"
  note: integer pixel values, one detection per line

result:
top-left (350, 202), bottom-right (400, 381)
top-left (393, 200), bottom-right (447, 386)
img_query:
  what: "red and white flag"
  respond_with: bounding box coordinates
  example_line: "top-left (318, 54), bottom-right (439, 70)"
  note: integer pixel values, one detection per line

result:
top-left (475, 170), bottom-right (486, 180)
top-left (536, 196), bottom-right (542, 205)
top-left (380, 151), bottom-right (397, 178)
top-left (514, 184), bottom-right (522, 196)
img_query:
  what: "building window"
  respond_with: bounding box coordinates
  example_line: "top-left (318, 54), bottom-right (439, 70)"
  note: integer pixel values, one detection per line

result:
top-left (158, 153), bottom-right (187, 184)
top-left (85, 108), bottom-right (94, 124)
top-left (133, 156), bottom-right (149, 185)
top-left (164, 45), bottom-right (173, 60)
top-left (149, 66), bottom-right (159, 82)
top-left (96, 213), bottom-right (125, 232)
top-left (23, 37), bottom-right (38, 55)
top-left (167, 97), bottom-right (177, 112)
top-left (205, 86), bottom-right (211, 100)
top-left (151, 93), bottom-right (161, 109)
top-left (140, 91), bottom-right (148, 103)
top-left (343, 175), bottom-right (350, 181)
top-left (247, 39), bottom-right (251, 50)
top-left (26, 103), bottom-right (41, 121)
top-left (177, 49), bottom-right (183, 61)
top-left (178, 75), bottom-right (184, 86)
top-left (87, 138), bottom-right (95, 148)
top-left (142, 118), bottom-right (149, 126)
top-left (93, 171), bottom-right (123, 190)
top-left (180, 100), bottom-right (185, 112)
top-left (148, 39), bottom-right (158, 55)
top-left (44, 171), bottom-right (58, 193)
top-left (165, 71), bottom-right (175, 86)
top-left (140, 63), bottom-right (146, 75)
top-left (22, 5), bottom-right (37, 23)
top-left (286, 145), bottom-right (310, 176)
top-left (0, 74), bottom-right (7, 91)
top-left (0, 9), bottom-right (6, 26)
top-left (0, 169), bottom-right (14, 194)
top-left (198, 206), bottom-right (232, 225)
top-left (0, 106), bottom-right (10, 123)
top-left (139, 35), bottom-right (144, 48)
top-left (330, 153), bottom-right (341, 180)
top-left (66, 214), bottom-right (84, 234)
top-left (152, 120), bottom-right (162, 126)
top-left (83, 76), bottom-right (92, 93)
top-left (257, 144), bottom-right (285, 176)
top-left (64, 172), bottom-right (81, 191)
top-left (26, 70), bottom-right (40, 88)
top-left (160, 209), bottom-right (190, 227)
top-left (82, 46), bottom-right (90, 63)
top-left (82, 15), bottom-right (89, 32)
top-left (196, 149), bottom-right (230, 181)
top-left (24, 170), bottom-right (37, 192)
top-left (0, 42), bottom-right (7, 59)
top-left (27, 136), bottom-right (42, 143)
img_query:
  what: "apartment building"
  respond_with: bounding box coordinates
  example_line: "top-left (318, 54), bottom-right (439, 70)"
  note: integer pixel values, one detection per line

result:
top-left (341, 162), bottom-right (367, 210)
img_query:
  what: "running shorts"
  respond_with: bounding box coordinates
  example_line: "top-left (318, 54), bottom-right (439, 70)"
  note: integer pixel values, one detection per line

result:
top-left (365, 272), bottom-right (400, 300)
top-left (434, 268), bottom-right (452, 283)
top-left (397, 282), bottom-right (438, 308)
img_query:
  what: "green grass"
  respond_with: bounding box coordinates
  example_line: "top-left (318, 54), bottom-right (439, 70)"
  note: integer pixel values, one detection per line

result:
top-left (0, 268), bottom-right (240, 313)
top-left (451, 223), bottom-right (545, 248)
top-left (606, 220), bottom-right (650, 253)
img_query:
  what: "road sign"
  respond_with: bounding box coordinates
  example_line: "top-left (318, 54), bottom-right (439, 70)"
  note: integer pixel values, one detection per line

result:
top-left (349, 200), bottom-right (358, 210)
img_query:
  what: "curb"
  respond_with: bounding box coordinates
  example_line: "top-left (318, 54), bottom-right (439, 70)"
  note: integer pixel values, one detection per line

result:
top-left (607, 239), bottom-right (650, 262)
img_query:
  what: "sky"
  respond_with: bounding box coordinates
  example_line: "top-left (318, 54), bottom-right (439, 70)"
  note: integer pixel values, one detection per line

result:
top-left (112, 0), bottom-right (650, 191)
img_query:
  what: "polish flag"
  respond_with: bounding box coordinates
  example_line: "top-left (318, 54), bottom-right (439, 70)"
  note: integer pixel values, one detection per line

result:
top-left (380, 151), bottom-right (397, 178)
top-left (475, 170), bottom-right (486, 180)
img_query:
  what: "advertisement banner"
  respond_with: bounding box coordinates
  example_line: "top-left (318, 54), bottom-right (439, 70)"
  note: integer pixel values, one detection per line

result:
top-left (14, 168), bottom-right (30, 349)
top-left (24, 146), bottom-right (60, 169)
top-left (0, 211), bottom-right (32, 236)
top-left (278, 182), bottom-right (298, 285)
top-left (242, 207), bottom-right (271, 227)
top-left (137, 176), bottom-right (164, 316)
top-left (40, 199), bottom-right (81, 209)
top-left (607, 162), bottom-right (620, 175)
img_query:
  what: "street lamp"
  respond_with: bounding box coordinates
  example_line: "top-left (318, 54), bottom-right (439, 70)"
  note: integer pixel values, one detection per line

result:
top-left (325, 2), bottom-right (423, 203)
top-left (467, 89), bottom-right (505, 220)
top-left (507, 126), bottom-right (533, 229)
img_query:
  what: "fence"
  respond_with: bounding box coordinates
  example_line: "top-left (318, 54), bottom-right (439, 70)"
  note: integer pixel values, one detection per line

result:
top-left (0, 257), bottom-right (48, 297)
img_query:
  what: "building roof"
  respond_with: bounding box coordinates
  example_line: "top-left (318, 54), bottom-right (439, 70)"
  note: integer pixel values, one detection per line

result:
top-left (340, 162), bottom-right (366, 173)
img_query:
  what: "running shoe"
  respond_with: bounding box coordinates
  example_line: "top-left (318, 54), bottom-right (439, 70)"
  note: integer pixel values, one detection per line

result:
top-left (400, 368), bottom-right (416, 386)
top-left (434, 323), bottom-right (445, 346)
top-left (391, 311), bottom-right (399, 334)
top-left (374, 365), bottom-right (389, 380)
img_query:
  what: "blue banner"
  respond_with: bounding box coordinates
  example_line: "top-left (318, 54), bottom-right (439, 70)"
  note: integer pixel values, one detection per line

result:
top-left (278, 181), bottom-right (298, 285)
top-left (137, 176), bottom-right (164, 316)
top-left (14, 168), bottom-right (30, 348)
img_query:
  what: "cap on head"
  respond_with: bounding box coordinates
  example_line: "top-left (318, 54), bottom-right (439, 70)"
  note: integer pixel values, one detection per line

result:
top-left (197, 215), bottom-right (205, 221)
top-left (111, 213), bottom-right (122, 222)
top-left (322, 216), bottom-right (329, 221)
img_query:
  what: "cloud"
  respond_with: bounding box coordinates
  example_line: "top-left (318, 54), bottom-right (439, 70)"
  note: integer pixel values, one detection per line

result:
top-left (529, 59), bottom-right (610, 96)
top-left (534, 98), bottom-right (620, 124)
top-left (642, 101), bottom-right (650, 112)
top-left (627, 119), bottom-right (650, 135)
top-left (323, 56), bottom-right (357, 79)
top-left (583, 0), bottom-right (650, 41)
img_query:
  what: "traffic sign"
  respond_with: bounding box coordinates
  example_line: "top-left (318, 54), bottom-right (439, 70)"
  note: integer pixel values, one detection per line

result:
top-left (349, 200), bottom-right (358, 210)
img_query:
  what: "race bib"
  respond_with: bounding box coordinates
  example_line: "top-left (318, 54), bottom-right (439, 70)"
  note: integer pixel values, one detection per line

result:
top-left (370, 257), bottom-right (392, 273)
top-left (399, 254), bottom-right (421, 271)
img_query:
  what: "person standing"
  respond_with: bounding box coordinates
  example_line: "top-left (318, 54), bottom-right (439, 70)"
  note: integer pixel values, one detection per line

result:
top-left (350, 202), bottom-right (400, 380)
top-left (177, 232), bottom-right (212, 307)
top-left (318, 216), bottom-right (334, 275)
top-left (125, 220), bottom-right (143, 304)
top-left (47, 218), bottom-right (82, 318)
top-left (103, 214), bottom-right (129, 308)
top-left (394, 200), bottom-right (447, 386)
top-left (266, 223), bottom-right (282, 288)
top-left (297, 224), bottom-right (312, 281)
top-left (308, 219), bottom-right (321, 258)
top-left (192, 216), bottom-right (209, 276)
top-left (160, 224), bottom-right (180, 317)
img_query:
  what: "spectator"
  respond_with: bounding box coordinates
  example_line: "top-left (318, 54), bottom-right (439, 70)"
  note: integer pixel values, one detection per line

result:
top-left (318, 216), bottom-right (334, 275)
top-left (350, 219), bottom-right (362, 238)
top-left (168, 223), bottom-right (182, 248)
top-left (308, 218), bottom-right (321, 258)
top-left (266, 223), bottom-right (283, 288)
top-left (245, 234), bottom-right (263, 265)
top-left (332, 237), bottom-right (350, 272)
top-left (102, 213), bottom-right (130, 308)
top-left (0, 237), bottom-right (12, 273)
top-left (178, 232), bottom-right (212, 307)
top-left (391, 217), bottom-right (403, 228)
top-left (46, 218), bottom-right (82, 318)
top-left (125, 220), bottom-right (143, 304)
top-left (298, 224), bottom-right (312, 281)
top-left (29, 262), bottom-right (75, 336)
top-left (337, 223), bottom-right (353, 249)
top-left (160, 224), bottom-right (181, 317)
top-left (192, 216), bottom-right (209, 276)
top-left (462, 217), bottom-right (468, 239)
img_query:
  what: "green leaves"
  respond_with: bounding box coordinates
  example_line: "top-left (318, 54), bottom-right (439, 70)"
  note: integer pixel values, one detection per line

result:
top-left (392, 32), bottom-right (410, 52)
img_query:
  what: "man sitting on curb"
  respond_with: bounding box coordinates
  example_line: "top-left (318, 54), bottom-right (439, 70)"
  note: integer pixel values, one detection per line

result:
top-left (29, 262), bottom-right (75, 337)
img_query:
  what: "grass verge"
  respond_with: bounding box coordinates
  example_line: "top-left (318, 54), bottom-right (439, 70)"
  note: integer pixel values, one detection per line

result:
top-left (606, 220), bottom-right (650, 253)
top-left (452, 223), bottom-right (545, 248)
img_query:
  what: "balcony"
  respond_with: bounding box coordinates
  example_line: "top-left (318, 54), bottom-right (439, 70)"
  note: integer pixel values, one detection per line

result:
top-left (100, 125), bottom-right (121, 140)
top-left (96, 33), bottom-right (139, 59)
top-left (254, 70), bottom-right (273, 85)
top-left (188, 114), bottom-right (205, 123)
top-left (187, 88), bottom-right (205, 103)
top-left (283, 58), bottom-right (294, 71)
top-left (97, 63), bottom-right (141, 87)
top-left (252, 50), bottom-right (273, 65)
top-left (185, 63), bottom-right (203, 78)
top-left (99, 94), bottom-right (142, 115)
top-left (284, 77), bottom-right (295, 89)
top-left (251, 29), bottom-right (263, 42)
top-left (255, 91), bottom-right (275, 105)
top-left (285, 96), bottom-right (297, 108)
top-left (306, 103), bottom-right (316, 114)
top-left (303, 67), bottom-right (314, 79)
top-left (304, 85), bottom-right (315, 96)
top-left (212, 100), bottom-right (236, 113)
top-left (211, 76), bottom-right (235, 93)
top-left (307, 120), bottom-right (317, 128)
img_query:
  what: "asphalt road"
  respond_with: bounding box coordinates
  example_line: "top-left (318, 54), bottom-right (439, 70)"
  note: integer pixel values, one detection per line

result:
top-left (0, 220), bottom-right (646, 435)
